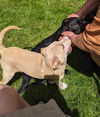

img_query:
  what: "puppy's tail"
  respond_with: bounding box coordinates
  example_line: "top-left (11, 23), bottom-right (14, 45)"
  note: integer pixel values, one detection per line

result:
top-left (0, 26), bottom-right (21, 46)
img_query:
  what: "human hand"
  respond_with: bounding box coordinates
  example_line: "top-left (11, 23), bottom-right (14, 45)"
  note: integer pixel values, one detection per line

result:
top-left (59, 31), bottom-right (79, 47)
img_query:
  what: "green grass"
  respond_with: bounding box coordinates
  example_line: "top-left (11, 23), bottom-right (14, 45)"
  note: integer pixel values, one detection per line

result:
top-left (0, 0), bottom-right (100, 117)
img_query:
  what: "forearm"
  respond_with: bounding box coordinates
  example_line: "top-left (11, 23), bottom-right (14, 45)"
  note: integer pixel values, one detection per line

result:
top-left (76, 0), bottom-right (100, 18)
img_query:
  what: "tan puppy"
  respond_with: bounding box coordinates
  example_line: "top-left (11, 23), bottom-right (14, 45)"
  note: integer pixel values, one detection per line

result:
top-left (0, 26), bottom-right (71, 90)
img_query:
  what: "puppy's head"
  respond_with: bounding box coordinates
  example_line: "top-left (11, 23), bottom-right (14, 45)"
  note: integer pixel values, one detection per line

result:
top-left (41, 37), bottom-right (71, 70)
top-left (61, 17), bottom-right (87, 34)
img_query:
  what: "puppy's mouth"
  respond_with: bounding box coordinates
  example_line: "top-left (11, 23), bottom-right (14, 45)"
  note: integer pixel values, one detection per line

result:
top-left (67, 46), bottom-right (72, 54)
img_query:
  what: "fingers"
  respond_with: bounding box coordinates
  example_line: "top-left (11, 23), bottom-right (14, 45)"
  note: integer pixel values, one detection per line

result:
top-left (67, 13), bottom-right (79, 18)
top-left (62, 31), bottom-right (75, 37)
top-left (59, 31), bottom-right (75, 40)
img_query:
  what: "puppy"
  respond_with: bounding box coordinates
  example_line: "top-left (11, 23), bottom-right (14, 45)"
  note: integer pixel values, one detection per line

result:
top-left (0, 26), bottom-right (71, 90)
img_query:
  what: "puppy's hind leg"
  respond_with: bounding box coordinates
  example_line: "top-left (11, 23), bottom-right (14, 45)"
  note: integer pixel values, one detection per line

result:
top-left (0, 70), bottom-right (15, 84)
top-left (0, 62), bottom-right (16, 84)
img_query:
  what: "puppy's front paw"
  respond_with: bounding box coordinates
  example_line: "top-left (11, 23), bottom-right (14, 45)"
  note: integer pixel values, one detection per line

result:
top-left (60, 82), bottom-right (68, 90)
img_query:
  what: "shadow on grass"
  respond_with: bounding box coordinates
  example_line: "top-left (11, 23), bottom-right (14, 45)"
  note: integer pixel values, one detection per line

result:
top-left (23, 82), bottom-right (80, 117)
top-left (8, 73), bottom-right (80, 116)
top-left (67, 47), bottom-right (100, 95)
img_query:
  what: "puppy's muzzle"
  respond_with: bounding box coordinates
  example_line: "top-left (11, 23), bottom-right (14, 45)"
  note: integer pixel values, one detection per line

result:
top-left (60, 37), bottom-right (72, 54)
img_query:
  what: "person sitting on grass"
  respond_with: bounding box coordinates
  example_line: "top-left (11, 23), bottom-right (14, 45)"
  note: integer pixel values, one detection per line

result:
top-left (0, 84), bottom-right (66, 117)
top-left (59, 0), bottom-right (100, 68)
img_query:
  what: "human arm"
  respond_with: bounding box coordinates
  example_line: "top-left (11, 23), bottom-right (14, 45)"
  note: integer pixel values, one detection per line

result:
top-left (68, 0), bottom-right (100, 18)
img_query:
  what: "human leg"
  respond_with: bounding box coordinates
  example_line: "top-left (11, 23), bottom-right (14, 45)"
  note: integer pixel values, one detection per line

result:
top-left (0, 85), bottom-right (30, 115)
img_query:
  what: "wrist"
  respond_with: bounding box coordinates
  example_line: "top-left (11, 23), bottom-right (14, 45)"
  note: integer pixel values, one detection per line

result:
top-left (75, 10), bottom-right (86, 19)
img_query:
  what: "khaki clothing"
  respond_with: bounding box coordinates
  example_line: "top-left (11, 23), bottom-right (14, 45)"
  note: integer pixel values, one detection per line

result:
top-left (82, 6), bottom-right (100, 66)
top-left (0, 99), bottom-right (67, 117)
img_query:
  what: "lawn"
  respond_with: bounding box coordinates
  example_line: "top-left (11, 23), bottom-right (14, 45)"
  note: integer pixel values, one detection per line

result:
top-left (0, 0), bottom-right (100, 117)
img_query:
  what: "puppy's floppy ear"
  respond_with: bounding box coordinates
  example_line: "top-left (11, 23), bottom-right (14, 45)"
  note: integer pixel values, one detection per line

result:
top-left (51, 57), bottom-right (60, 70)
top-left (41, 48), bottom-right (47, 56)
